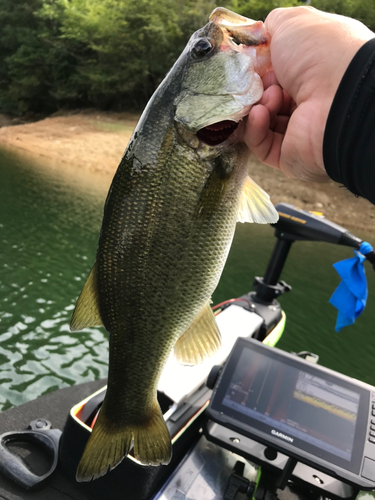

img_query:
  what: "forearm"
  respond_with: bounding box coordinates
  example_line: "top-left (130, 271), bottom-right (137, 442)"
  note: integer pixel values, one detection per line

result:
top-left (323, 38), bottom-right (375, 205)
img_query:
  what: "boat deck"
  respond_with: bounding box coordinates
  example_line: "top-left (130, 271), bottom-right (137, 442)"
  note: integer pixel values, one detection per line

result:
top-left (0, 379), bottom-right (105, 500)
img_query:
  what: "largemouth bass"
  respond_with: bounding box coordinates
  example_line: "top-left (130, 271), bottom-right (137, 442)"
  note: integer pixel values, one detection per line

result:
top-left (70, 7), bottom-right (278, 482)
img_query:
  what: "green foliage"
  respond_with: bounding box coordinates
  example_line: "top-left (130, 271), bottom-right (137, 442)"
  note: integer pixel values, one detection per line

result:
top-left (229, 0), bottom-right (298, 22)
top-left (309, 0), bottom-right (375, 32)
top-left (0, 0), bottom-right (231, 114)
top-left (41, 0), bottom-right (233, 108)
top-left (43, 0), bottom-right (189, 107)
top-left (0, 0), bottom-right (77, 115)
top-left (0, 0), bottom-right (374, 116)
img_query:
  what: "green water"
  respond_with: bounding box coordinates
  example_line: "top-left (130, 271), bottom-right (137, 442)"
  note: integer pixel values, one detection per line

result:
top-left (1, 146), bottom-right (375, 413)
top-left (0, 148), bottom-right (110, 410)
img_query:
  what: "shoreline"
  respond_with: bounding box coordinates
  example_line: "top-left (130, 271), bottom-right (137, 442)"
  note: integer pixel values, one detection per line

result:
top-left (0, 111), bottom-right (139, 175)
top-left (0, 111), bottom-right (374, 232)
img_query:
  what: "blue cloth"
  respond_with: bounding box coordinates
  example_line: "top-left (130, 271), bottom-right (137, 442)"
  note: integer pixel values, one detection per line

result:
top-left (329, 242), bottom-right (373, 331)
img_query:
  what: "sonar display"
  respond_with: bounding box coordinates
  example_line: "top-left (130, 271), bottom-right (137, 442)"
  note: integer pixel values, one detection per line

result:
top-left (222, 346), bottom-right (360, 461)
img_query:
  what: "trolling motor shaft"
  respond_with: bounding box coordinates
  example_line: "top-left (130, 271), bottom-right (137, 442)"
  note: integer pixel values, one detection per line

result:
top-left (253, 237), bottom-right (293, 303)
top-left (253, 203), bottom-right (367, 305)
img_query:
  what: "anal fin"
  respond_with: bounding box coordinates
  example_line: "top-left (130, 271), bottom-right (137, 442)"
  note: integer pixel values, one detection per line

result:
top-left (174, 301), bottom-right (221, 365)
top-left (70, 261), bottom-right (103, 332)
top-left (238, 175), bottom-right (279, 224)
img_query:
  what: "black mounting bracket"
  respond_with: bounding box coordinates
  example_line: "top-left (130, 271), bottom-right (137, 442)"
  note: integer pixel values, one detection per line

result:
top-left (253, 277), bottom-right (292, 304)
top-left (224, 461), bottom-right (255, 500)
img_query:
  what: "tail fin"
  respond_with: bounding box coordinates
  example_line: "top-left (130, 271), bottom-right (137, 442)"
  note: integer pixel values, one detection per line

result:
top-left (76, 402), bottom-right (172, 482)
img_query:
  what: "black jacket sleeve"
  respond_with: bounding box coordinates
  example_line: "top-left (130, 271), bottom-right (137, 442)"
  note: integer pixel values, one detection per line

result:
top-left (323, 38), bottom-right (375, 205)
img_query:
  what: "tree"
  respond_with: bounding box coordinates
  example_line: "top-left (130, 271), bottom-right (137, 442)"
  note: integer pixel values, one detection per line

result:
top-left (0, 0), bottom-right (78, 115)
top-left (1, 0), bottom-right (374, 116)
top-left (309, 0), bottom-right (375, 32)
top-left (38, 0), bottom-right (231, 110)
top-left (228, 0), bottom-right (298, 21)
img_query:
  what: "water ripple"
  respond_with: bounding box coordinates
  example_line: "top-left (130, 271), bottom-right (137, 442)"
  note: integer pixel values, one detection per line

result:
top-left (0, 147), bottom-right (110, 410)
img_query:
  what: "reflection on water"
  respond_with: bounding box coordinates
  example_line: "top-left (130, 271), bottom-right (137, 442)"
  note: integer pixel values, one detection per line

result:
top-left (0, 145), bottom-right (375, 413)
top-left (0, 147), bottom-right (111, 410)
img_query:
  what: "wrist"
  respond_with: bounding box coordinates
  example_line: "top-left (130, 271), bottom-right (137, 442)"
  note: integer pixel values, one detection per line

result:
top-left (323, 38), bottom-right (375, 203)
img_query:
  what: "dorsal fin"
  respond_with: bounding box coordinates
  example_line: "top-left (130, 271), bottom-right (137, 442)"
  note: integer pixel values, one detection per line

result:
top-left (70, 261), bottom-right (103, 332)
top-left (174, 301), bottom-right (221, 365)
top-left (237, 175), bottom-right (279, 224)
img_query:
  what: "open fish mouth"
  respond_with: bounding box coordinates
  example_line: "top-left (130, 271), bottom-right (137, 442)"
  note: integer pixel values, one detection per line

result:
top-left (196, 120), bottom-right (239, 146)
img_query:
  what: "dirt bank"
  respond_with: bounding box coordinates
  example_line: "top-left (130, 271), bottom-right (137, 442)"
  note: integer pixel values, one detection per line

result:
top-left (0, 111), bottom-right (374, 231)
top-left (0, 111), bottom-right (139, 175)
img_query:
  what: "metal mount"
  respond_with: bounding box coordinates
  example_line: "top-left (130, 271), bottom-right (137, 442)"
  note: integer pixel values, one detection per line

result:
top-left (253, 277), bottom-right (292, 304)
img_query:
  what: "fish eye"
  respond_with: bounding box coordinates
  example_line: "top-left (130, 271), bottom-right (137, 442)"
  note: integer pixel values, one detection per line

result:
top-left (192, 38), bottom-right (213, 58)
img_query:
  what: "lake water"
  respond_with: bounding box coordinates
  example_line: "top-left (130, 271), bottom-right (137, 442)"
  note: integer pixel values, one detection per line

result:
top-left (1, 145), bottom-right (375, 412)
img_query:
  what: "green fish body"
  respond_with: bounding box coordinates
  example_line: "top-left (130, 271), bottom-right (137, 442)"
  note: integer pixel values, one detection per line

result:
top-left (71, 8), bottom-right (278, 482)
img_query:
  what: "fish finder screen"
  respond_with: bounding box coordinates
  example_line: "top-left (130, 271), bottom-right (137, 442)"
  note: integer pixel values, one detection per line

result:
top-left (221, 346), bottom-right (360, 462)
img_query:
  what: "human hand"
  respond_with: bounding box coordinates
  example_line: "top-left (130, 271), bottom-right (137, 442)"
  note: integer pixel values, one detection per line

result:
top-left (245, 6), bottom-right (374, 182)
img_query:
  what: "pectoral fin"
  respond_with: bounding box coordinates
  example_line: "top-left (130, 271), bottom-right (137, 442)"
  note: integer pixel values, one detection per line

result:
top-left (237, 176), bottom-right (279, 224)
top-left (174, 301), bottom-right (221, 365)
top-left (70, 261), bottom-right (103, 332)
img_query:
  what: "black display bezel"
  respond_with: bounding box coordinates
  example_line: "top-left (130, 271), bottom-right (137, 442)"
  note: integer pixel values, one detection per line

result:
top-left (208, 338), bottom-right (369, 477)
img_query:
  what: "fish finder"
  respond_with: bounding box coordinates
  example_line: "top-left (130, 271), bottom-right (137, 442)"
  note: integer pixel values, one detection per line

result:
top-left (206, 337), bottom-right (375, 491)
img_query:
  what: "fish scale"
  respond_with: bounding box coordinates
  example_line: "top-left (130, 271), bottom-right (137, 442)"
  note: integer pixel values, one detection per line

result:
top-left (98, 131), bottom-right (246, 457)
top-left (70, 7), bottom-right (278, 481)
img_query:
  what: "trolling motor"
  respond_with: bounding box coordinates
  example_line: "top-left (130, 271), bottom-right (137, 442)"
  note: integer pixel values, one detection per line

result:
top-left (254, 203), bottom-right (365, 303)
top-left (240, 203), bottom-right (375, 340)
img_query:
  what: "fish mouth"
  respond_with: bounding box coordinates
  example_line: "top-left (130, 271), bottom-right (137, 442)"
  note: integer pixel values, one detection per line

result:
top-left (196, 120), bottom-right (239, 146)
